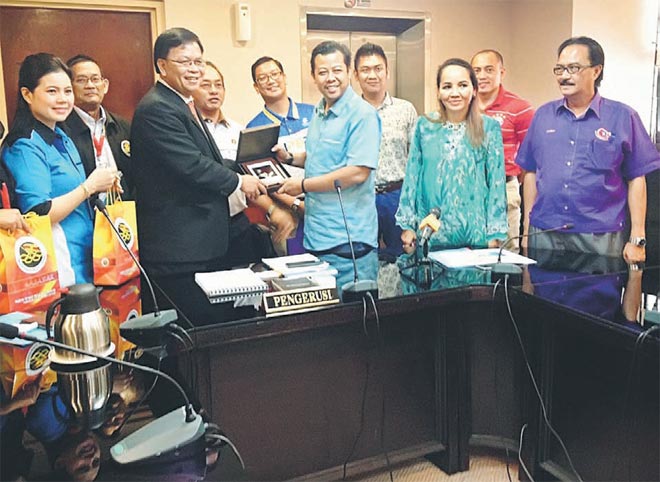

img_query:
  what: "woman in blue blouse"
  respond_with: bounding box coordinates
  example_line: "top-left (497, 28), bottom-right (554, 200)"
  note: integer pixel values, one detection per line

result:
top-left (396, 58), bottom-right (508, 252)
top-left (1, 53), bottom-right (118, 286)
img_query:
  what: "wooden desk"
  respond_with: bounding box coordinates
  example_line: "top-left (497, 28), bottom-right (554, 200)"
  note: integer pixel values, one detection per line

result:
top-left (189, 254), bottom-right (659, 481)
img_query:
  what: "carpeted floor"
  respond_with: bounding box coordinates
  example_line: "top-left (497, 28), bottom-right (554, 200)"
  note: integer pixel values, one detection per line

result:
top-left (350, 449), bottom-right (519, 482)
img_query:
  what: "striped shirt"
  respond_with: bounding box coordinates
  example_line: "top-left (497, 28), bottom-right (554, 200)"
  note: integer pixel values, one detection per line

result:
top-left (483, 86), bottom-right (534, 176)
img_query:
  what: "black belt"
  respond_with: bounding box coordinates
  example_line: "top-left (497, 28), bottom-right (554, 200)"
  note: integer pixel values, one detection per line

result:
top-left (375, 180), bottom-right (403, 194)
top-left (310, 242), bottom-right (375, 260)
top-left (506, 175), bottom-right (517, 182)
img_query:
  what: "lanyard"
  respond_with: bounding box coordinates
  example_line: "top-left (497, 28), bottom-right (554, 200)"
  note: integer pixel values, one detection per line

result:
top-left (92, 132), bottom-right (105, 159)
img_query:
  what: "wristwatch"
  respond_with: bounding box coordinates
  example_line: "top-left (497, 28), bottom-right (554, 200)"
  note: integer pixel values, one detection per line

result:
top-left (266, 203), bottom-right (276, 221)
top-left (290, 198), bottom-right (301, 214)
top-left (629, 236), bottom-right (646, 247)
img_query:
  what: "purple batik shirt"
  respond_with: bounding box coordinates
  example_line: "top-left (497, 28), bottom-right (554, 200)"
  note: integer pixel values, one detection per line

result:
top-left (516, 93), bottom-right (660, 233)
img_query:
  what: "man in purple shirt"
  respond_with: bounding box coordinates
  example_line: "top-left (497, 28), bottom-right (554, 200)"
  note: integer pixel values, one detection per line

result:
top-left (516, 36), bottom-right (660, 262)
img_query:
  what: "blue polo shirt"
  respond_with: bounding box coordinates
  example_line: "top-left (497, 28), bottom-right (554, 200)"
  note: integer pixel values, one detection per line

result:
top-left (246, 97), bottom-right (314, 138)
top-left (2, 122), bottom-right (94, 284)
top-left (516, 93), bottom-right (660, 233)
top-left (303, 86), bottom-right (381, 251)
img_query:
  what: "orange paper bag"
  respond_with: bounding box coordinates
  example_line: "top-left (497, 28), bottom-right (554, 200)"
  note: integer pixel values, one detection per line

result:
top-left (0, 214), bottom-right (60, 314)
top-left (93, 194), bottom-right (140, 286)
top-left (99, 277), bottom-right (142, 360)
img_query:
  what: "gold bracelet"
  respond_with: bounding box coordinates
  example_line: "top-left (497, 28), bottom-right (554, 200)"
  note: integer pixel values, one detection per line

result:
top-left (80, 183), bottom-right (91, 199)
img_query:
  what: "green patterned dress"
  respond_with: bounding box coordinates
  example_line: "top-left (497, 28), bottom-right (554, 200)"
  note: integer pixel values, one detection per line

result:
top-left (396, 113), bottom-right (508, 249)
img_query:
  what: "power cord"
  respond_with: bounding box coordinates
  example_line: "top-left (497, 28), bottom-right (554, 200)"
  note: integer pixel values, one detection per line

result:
top-left (342, 292), bottom-right (394, 482)
top-left (500, 275), bottom-right (583, 482)
top-left (205, 422), bottom-right (246, 470)
top-left (112, 353), bottom-right (163, 436)
top-left (491, 279), bottom-right (514, 482)
top-left (517, 424), bottom-right (534, 481)
top-left (366, 291), bottom-right (394, 482)
top-left (151, 277), bottom-right (200, 398)
top-left (342, 297), bottom-right (372, 480)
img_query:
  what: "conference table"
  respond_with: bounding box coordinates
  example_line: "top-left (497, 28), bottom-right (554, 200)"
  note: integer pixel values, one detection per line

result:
top-left (181, 248), bottom-right (659, 481)
top-left (8, 248), bottom-right (658, 481)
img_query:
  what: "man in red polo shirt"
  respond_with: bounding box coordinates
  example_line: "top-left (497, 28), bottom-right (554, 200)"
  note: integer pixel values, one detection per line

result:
top-left (471, 49), bottom-right (534, 250)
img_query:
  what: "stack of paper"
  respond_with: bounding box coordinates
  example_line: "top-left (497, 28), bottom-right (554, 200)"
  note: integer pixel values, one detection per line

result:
top-left (262, 253), bottom-right (336, 278)
top-left (428, 248), bottom-right (537, 269)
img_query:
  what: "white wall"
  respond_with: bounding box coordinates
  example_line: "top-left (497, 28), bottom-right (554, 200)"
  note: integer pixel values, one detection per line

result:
top-left (508, 0), bottom-right (573, 108)
top-left (1, 1), bottom-right (657, 131)
top-left (572, 0), bottom-right (658, 131)
top-left (161, 0), bottom-right (525, 124)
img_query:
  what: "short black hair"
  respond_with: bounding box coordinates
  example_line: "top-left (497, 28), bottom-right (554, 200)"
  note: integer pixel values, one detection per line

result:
top-left (310, 41), bottom-right (351, 74)
top-left (470, 49), bottom-right (504, 66)
top-left (250, 56), bottom-right (284, 83)
top-left (153, 27), bottom-right (204, 74)
top-left (354, 42), bottom-right (387, 71)
top-left (557, 36), bottom-right (604, 88)
top-left (66, 54), bottom-right (101, 74)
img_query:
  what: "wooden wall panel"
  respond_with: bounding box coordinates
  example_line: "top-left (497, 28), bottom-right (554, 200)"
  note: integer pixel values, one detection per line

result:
top-left (0, 6), bottom-right (154, 123)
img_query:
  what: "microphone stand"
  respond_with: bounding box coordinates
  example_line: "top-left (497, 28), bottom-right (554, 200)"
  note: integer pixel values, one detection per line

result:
top-left (93, 198), bottom-right (178, 347)
top-left (0, 322), bottom-right (205, 466)
top-left (333, 180), bottom-right (378, 302)
top-left (491, 223), bottom-right (574, 285)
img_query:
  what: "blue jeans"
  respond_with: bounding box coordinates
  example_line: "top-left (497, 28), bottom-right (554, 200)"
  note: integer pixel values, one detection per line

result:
top-left (376, 189), bottom-right (403, 262)
top-left (319, 250), bottom-right (378, 299)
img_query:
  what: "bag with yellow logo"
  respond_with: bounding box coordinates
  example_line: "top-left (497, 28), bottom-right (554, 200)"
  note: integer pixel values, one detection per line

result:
top-left (0, 213), bottom-right (61, 314)
top-left (0, 323), bottom-right (57, 398)
top-left (93, 190), bottom-right (140, 286)
top-left (99, 276), bottom-right (141, 359)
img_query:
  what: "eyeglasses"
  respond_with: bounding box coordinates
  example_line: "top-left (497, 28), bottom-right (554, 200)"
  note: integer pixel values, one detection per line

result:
top-left (256, 71), bottom-right (283, 85)
top-left (168, 58), bottom-right (206, 69)
top-left (553, 64), bottom-right (593, 75)
top-left (73, 76), bottom-right (104, 86)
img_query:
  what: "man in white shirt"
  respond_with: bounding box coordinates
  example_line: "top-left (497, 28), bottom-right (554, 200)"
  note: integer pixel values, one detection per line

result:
top-left (192, 61), bottom-right (280, 264)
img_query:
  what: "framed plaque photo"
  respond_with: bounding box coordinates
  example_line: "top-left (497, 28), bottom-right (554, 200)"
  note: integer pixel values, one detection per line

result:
top-left (241, 158), bottom-right (289, 192)
top-left (236, 124), bottom-right (291, 192)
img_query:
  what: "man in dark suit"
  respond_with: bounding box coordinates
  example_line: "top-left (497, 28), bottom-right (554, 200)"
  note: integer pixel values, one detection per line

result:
top-left (131, 28), bottom-right (265, 323)
top-left (63, 55), bottom-right (133, 196)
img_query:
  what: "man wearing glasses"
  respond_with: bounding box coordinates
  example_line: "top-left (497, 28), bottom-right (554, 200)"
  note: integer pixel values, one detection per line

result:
top-left (64, 54), bottom-right (133, 196)
top-left (131, 28), bottom-right (265, 322)
top-left (246, 57), bottom-right (315, 255)
top-left (247, 56), bottom-right (314, 153)
top-left (516, 36), bottom-right (660, 262)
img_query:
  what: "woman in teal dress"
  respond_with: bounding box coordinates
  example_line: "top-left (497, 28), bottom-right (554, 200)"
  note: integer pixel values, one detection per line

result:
top-left (396, 58), bottom-right (507, 251)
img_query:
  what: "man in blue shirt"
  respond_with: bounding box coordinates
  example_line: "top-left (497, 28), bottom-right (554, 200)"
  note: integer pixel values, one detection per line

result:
top-left (516, 36), bottom-right (660, 261)
top-left (277, 41), bottom-right (381, 292)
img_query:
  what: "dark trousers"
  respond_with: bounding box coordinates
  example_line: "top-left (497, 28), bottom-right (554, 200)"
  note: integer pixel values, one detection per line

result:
top-left (376, 189), bottom-right (403, 262)
top-left (143, 220), bottom-right (275, 326)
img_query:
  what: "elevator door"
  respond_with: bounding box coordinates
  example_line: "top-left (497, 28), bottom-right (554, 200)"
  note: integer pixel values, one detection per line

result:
top-left (303, 31), bottom-right (397, 107)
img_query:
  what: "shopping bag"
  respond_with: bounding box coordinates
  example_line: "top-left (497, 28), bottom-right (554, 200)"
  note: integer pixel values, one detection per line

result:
top-left (99, 277), bottom-right (141, 359)
top-left (0, 213), bottom-right (60, 313)
top-left (93, 191), bottom-right (140, 286)
top-left (0, 316), bottom-right (57, 398)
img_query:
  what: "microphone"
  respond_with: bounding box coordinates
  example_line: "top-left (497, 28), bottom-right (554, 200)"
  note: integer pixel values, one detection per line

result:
top-left (93, 197), bottom-right (178, 346)
top-left (496, 223), bottom-right (575, 263)
top-left (491, 223), bottom-right (575, 284)
top-left (0, 322), bottom-right (205, 466)
top-left (333, 180), bottom-right (378, 302)
top-left (418, 207), bottom-right (441, 259)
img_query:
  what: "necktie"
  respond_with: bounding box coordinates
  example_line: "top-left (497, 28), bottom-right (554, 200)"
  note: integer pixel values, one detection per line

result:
top-left (187, 100), bottom-right (201, 126)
